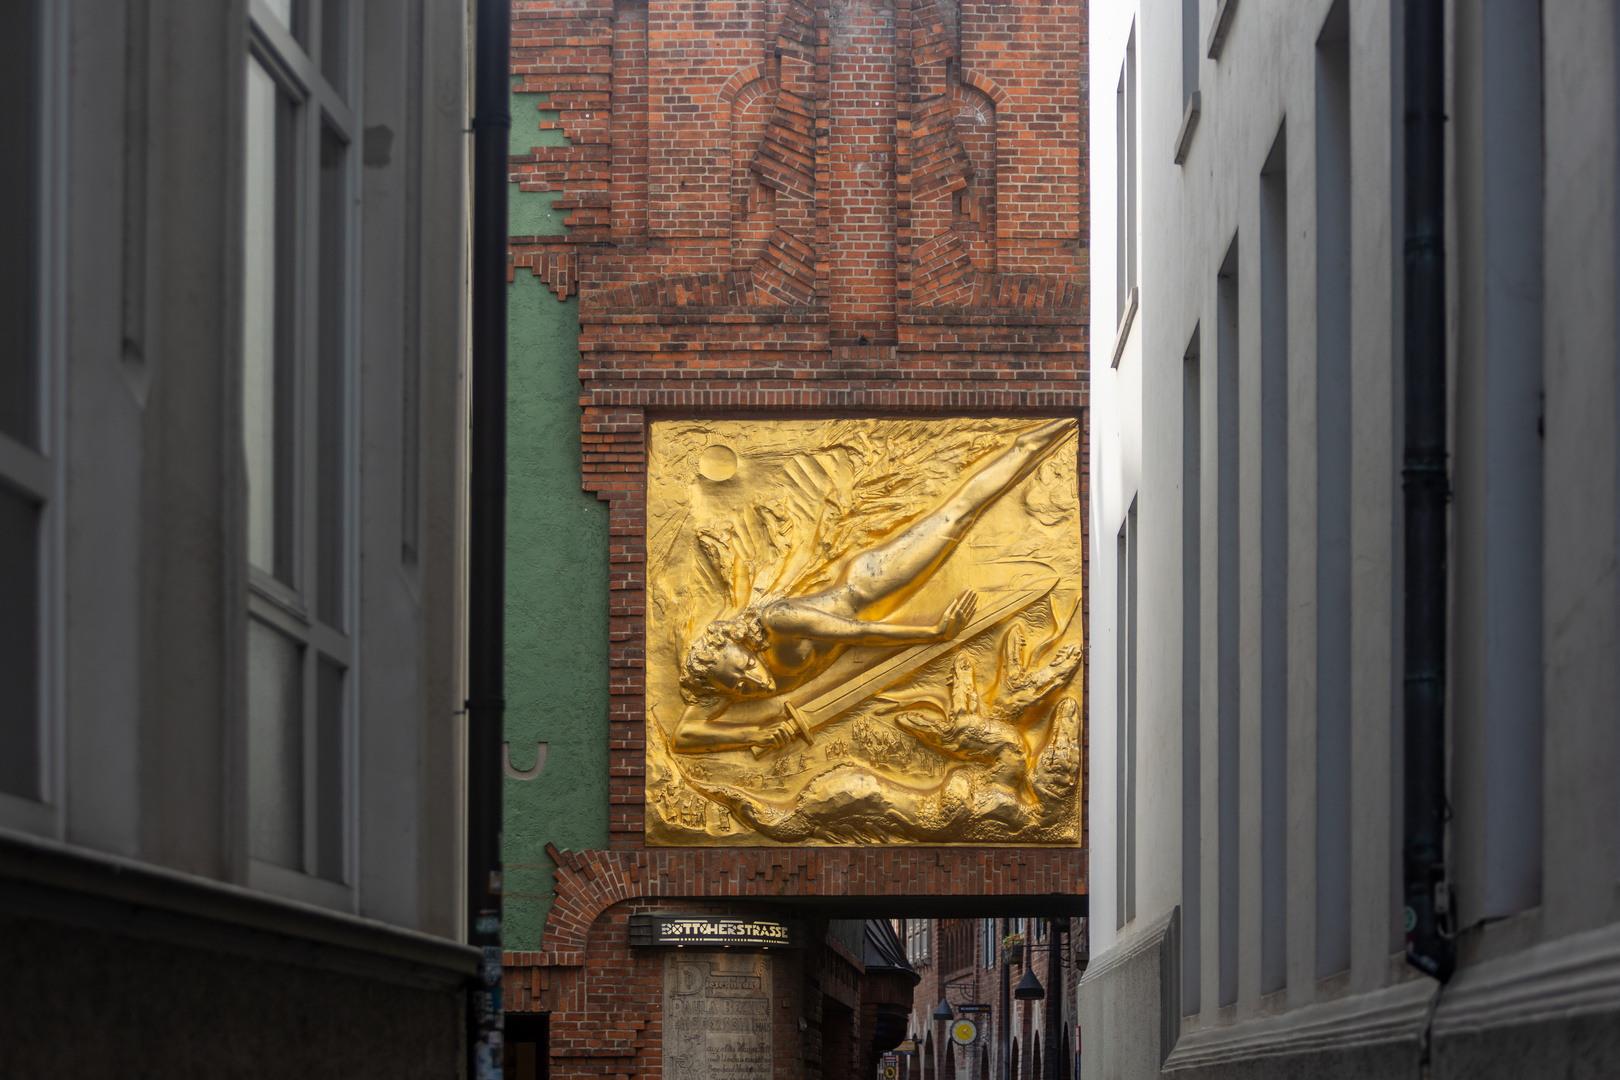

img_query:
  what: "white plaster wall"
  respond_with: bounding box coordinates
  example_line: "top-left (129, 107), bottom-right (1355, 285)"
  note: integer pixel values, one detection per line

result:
top-left (1087, 0), bottom-right (1136, 960)
top-left (1084, 0), bottom-right (1620, 1074)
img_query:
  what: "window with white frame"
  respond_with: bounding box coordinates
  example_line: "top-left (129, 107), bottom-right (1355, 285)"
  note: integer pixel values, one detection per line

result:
top-left (243, 0), bottom-right (357, 890)
top-left (983, 918), bottom-right (997, 967)
top-left (0, 0), bottom-right (54, 813)
top-left (905, 918), bottom-right (932, 967)
top-left (1116, 25), bottom-right (1137, 321)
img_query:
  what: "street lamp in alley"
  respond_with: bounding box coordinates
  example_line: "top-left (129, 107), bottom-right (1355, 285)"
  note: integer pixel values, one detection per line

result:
top-left (1014, 968), bottom-right (1046, 1001)
top-left (932, 998), bottom-right (953, 1080)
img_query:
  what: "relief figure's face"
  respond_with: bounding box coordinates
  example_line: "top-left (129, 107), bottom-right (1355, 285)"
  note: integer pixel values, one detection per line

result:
top-left (708, 641), bottom-right (775, 696)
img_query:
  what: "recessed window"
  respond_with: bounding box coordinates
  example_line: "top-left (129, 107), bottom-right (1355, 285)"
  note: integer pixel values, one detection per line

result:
top-left (1215, 239), bottom-right (1240, 1007)
top-left (247, 619), bottom-right (304, 868)
top-left (1314, 0), bottom-right (1352, 979)
top-left (1182, 0), bottom-right (1200, 109)
top-left (906, 918), bottom-right (932, 967)
top-left (1116, 27), bottom-right (1138, 325)
top-left (0, 0), bottom-right (47, 806)
top-left (1259, 125), bottom-right (1289, 997)
top-left (243, 55), bottom-right (297, 585)
top-left (1176, 0), bottom-right (1202, 163)
top-left (1117, 498), bottom-right (1138, 928)
top-left (243, 0), bottom-right (357, 889)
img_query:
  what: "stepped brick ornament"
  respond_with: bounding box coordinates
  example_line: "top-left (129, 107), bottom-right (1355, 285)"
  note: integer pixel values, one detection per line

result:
top-left (517, 0), bottom-right (1091, 339)
top-left (646, 417), bottom-right (1084, 845)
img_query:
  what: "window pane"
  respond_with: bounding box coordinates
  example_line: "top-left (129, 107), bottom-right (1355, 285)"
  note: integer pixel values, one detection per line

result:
top-left (316, 122), bottom-right (347, 626)
top-left (248, 619), bottom-right (303, 869)
top-left (242, 61), bottom-right (276, 571)
top-left (0, 0), bottom-right (41, 449)
top-left (315, 657), bottom-right (345, 882)
top-left (0, 487), bottom-right (40, 800)
top-left (243, 59), bottom-right (298, 583)
top-left (261, 0), bottom-right (309, 46)
top-left (320, 0), bottom-right (348, 95)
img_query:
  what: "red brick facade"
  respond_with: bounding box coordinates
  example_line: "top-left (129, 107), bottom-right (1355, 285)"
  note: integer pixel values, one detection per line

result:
top-left (903, 918), bottom-right (1086, 1080)
top-left (506, 0), bottom-right (1089, 1072)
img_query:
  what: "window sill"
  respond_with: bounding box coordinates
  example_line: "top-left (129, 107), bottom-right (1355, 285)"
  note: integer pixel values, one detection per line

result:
top-left (1207, 0), bottom-right (1238, 59)
top-left (1174, 91), bottom-right (1201, 165)
top-left (1434, 916), bottom-right (1620, 1040)
top-left (0, 431), bottom-right (51, 502)
top-left (1112, 286), bottom-right (1139, 369)
top-left (0, 827), bottom-right (478, 983)
top-left (248, 856), bottom-right (356, 914)
top-left (0, 791), bottom-right (58, 840)
top-left (1164, 974), bottom-right (1435, 1068)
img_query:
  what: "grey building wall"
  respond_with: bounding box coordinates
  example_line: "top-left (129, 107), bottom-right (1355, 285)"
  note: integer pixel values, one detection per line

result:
top-left (0, 1), bottom-right (476, 1073)
top-left (1084, 1), bottom-right (1620, 1076)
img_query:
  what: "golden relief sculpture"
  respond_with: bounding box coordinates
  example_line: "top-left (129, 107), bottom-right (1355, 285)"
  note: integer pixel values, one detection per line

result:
top-left (645, 417), bottom-right (1084, 846)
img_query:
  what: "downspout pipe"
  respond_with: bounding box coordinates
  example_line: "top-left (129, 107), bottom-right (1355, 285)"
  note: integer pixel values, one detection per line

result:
top-left (468, 0), bottom-right (511, 1072)
top-left (1401, 0), bottom-right (1456, 984)
top-left (1000, 918), bottom-right (1011, 1080)
top-left (1042, 919), bottom-right (1064, 1080)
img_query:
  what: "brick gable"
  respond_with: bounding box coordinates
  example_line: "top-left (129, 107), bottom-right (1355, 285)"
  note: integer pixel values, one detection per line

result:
top-left (507, 0), bottom-right (1091, 1068)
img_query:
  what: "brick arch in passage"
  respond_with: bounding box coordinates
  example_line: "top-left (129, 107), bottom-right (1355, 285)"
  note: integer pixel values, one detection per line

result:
top-left (524, 844), bottom-right (1087, 967)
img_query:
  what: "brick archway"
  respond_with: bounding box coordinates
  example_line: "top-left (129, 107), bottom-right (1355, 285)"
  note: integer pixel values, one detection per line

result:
top-left (519, 843), bottom-right (1087, 969)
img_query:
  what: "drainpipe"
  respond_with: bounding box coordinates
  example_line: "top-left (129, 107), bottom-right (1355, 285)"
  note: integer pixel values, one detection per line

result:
top-left (1401, 0), bottom-right (1455, 984)
top-left (468, 0), bottom-right (511, 1073)
top-left (1000, 918), bottom-right (1011, 1080)
top-left (1042, 919), bottom-right (1064, 1080)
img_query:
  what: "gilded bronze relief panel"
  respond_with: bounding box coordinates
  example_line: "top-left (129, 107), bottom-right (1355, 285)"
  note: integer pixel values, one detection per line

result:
top-left (645, 417), bottom-right (1084, 846)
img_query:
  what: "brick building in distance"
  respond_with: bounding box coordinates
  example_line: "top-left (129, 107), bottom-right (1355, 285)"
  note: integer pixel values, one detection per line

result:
top-left (900, 917), bottom-right (1088, 1080)
top-left (498, 0), bottom-right (1091, 1074)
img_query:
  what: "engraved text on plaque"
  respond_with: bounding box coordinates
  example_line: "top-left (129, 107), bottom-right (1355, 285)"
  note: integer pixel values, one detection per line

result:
top-left (662, 951), bottom-right (774, 1080)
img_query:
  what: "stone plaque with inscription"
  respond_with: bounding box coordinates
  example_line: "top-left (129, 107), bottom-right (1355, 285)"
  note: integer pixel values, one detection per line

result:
top-left (662, 951), bottom-right (773, 1080)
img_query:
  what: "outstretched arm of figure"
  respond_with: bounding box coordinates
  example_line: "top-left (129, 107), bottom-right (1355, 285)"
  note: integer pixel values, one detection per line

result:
top-left (671, 709), bottom-right (798, 753)
top-left (768, 592), bottom-right (978, 645)
top-left (836, 419), bottom-right (1073, 610)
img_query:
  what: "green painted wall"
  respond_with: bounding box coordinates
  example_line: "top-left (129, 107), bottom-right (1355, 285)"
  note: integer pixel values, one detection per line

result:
top-left (509, 186), bottom-right (572, 237)
top-left (503, 267), bottom-right (610, 950)
top-left (510, 84), bottom-right (573, 237)
top-left (510, 86), bottom-right (571, 153)
top-left (503, 74), bottom-right (608, 951)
